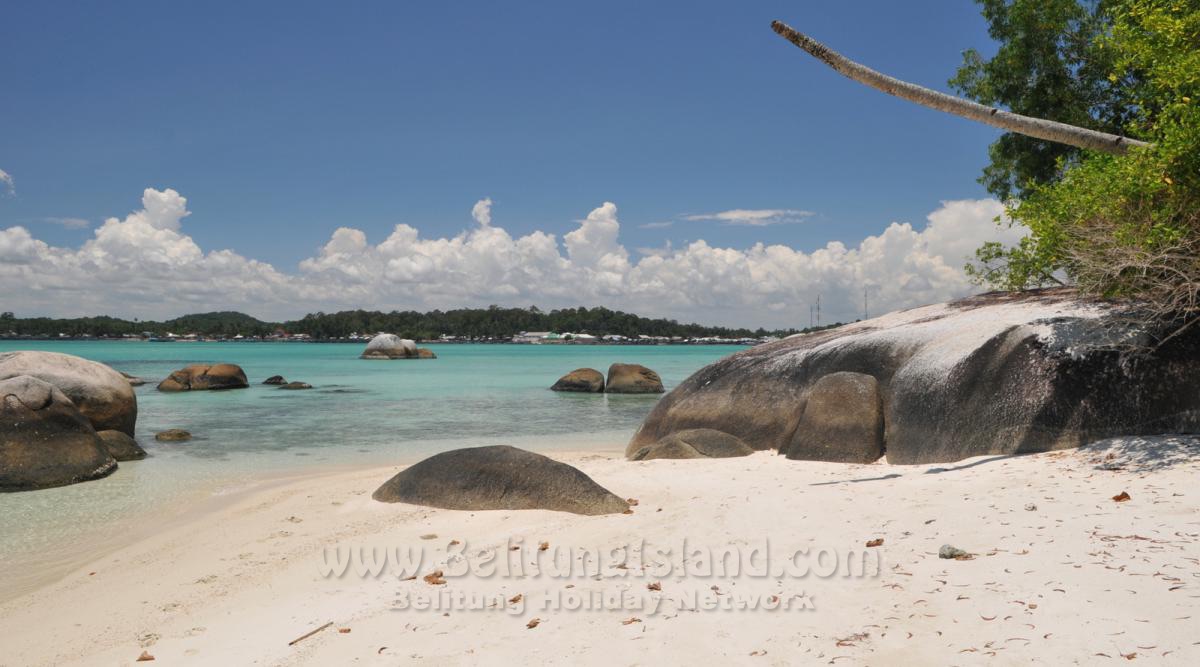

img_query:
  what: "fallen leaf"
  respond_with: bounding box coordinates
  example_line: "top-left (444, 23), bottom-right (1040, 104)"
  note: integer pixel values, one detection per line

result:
top-left (136, 651), bottom-right (155, 662)
top-left (627, 498), bottom-right (640, 506)
top-left (1113, 491), bottom-right (1132, 502)
top-left (509, 594), bottom-right (522, 604)
top-left (448, 539), bottom-right (460, 546)
top-left (538, 541), bottom-right (549, 551)
top-left (750, 650), bottom-right (767, 656)
top-left (419, 533), bottom-right (437, 540)
top-left (866, 538), bottom-right (884, 548)
top-left (647, 582), bottom-right (662, 591)
top-left (526, 618), bottom-right (541, 629)
top-left (423, 570), bottom-right (446, 585)
top-left (622, 509), bottom-right (634, 515)
top-left (622, 617), bottom-right (642, 625)
top-left (338, 628), bottom-right (351, 634)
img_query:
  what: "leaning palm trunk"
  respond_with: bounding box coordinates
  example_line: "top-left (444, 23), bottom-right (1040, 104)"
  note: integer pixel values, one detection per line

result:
top-left (771, 20), bottom-right (1150, 155)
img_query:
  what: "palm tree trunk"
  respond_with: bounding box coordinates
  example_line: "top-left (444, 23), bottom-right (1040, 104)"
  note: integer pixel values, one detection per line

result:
top-left (770, 20), bottom-right (1149, 155)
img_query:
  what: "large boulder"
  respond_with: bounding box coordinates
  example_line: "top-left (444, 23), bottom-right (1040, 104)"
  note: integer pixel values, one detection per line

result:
top-left (97, 430), bottom-right (147, 461)
top-left (628, 288), bottom-right (1200, 464)
top-left (417, 348), bottom-right (437, 359)
top-left (605, 363), bottom-right (664, 394)
top-left (0, 376), bottom-right (117, 492)
top-left (551, 368), bottom-right (605, 393)
top-left (373, 445), bottom-right (629, 515)
top-left (157, 363), bottom-right (248, 392)
top-left (0, 351), bottom-right (138, 436)
top-left (361, 334), bottom-right (419, 359)
top-left (632, 428), bottom-right (755, 461)
top-left (784, 372), bottom-right (884, 463)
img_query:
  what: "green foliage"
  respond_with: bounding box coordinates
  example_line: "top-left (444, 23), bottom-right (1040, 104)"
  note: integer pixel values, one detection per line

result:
top-left (969, 0), bottom-right (1200, 324)
top-left (1, 306), bottom-right (816, 340)
top-left (950, 0), bottom-right (1139, 200)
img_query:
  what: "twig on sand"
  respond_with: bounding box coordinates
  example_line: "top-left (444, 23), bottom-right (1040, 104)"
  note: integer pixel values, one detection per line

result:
top-left (289, 621), bottom-right (333, 646)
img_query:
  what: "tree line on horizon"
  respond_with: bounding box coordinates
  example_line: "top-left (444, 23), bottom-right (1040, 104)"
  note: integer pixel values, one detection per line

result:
top-left (0, 307), bottom-right (839, 340)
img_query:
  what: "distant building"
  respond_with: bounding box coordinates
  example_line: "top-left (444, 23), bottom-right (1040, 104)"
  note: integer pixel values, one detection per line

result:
top-left (513, 331), bottom-right (552, 344)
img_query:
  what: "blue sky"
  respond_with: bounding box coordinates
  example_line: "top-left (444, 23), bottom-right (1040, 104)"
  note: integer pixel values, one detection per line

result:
top-left (0, 1), bottom-right (1020, 325)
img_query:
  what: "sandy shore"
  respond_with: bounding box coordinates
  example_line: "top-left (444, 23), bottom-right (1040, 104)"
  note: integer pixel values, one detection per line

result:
top-left (2, 438), bottom-right (1199, 665)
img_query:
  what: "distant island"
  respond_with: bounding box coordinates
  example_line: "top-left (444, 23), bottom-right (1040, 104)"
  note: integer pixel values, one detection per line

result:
top-left (0, 307), bottom-right (844, 344)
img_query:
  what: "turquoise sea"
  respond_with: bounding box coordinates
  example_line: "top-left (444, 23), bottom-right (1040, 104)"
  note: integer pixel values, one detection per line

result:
top-left (0, 341), bottom-right (742, 598)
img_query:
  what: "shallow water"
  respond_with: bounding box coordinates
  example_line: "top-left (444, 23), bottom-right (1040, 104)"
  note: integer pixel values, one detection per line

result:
top-left (0, 341), bottom-right (742, 598)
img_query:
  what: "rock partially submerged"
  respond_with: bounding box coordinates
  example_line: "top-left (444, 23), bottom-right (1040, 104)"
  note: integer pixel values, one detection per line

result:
top-left (0, 376), bottom-right (117, 492)
top-left (361, 334), bottom-right (419, 359)
top-left (97, 430), bottom-right (147, 461)
top-left (157, 364), bottom-right (248, 392)
top-left (155, 429), bottom-right (192, 442)
top-left (631, 428), bottom-right (754, 461)
top-left (279, 381), bottom-right (312, 390)
top-left (262, 375), bottom-right (287, 385)
top-left (0, 351), bottom-right (138, 436)
top-left (605, 363), bottom-right (664, 394)
top-left (628, 288), bottom-right (1200, 464)
top-left (551, 368), bottom-right (605, 393)
top-left (372, 445), bottom-right (629, 515)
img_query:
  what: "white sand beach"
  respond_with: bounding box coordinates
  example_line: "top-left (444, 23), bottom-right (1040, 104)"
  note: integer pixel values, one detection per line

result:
top-left (2, 437), bottom-right (1199, 665)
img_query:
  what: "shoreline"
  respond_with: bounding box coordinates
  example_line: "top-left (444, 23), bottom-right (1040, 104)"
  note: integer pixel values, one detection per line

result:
top-left (2, 438), bottom-right (1198, 664)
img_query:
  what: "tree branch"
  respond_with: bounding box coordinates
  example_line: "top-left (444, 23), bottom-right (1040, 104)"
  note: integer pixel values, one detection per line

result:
top-left (770, 20), bottom-right (1150, 155)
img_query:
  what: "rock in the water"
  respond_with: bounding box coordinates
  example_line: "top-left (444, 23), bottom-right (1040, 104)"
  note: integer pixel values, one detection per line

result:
top-left (157, 364), bottom-right (248, 392)
top-left (0, 375), bottom-right (117, 492)
top-left (262, 375), bottom-right (287, 385)
top-left (416, 348), bottom-right (437, 359)
top-left (372, 445), bottom-right (629, 515)
top-left (605, 363), bottom-right (664, 394)
top-left (279, 381), bottom-right (312, 390)
top-left (120, 372), bottom-right (146, 387)
top-left (361, 334), bottom-right (418, 359)
top-left (632, 428), bottom-right (754, 460)
top-left (97, 430), bottom-right (147, 461)
top-left (628, 288), bottom-right (1200, 464)
top-left (551, 368), bottom-right (605, 393)
top-left (0, 351), bottom-right (138, 436)
top-left (155, 429), bottom-right (192, 442)
top-left (784, 372), bottom-right (884, 463)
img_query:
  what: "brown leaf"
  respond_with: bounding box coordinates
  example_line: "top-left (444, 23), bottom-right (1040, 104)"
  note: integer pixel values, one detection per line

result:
top-left (622, 617), bottom-right (642, 625)
top-left (448, 539), bottom-right (460, 546)
top-left (136, 651), bottom-right (155, 662)
top-left (647, 582), bottom-right (662, 591)
top-left (1113, 491), bottom-right (1132, 502)
top-left (622, 509), bottom-right (634, 515)
top-left (627, 498), bottom-right (640, 506)
top-left (419, 534), bottom-right (437, 540)
top-left (538, 541), bottom-right (549, 552)
top-left (423, 570), bottom-right (446, 585)
top-left (1122, 653), bottom-right (1137, 660)
top-left (866, 538), bottom-right (884, 548)
top-left (509, 594), bottom-right (522, 604)
top-left (526, 618), bottom-right (541, 629)
top-left (338, 628), bottom-right (351, 634)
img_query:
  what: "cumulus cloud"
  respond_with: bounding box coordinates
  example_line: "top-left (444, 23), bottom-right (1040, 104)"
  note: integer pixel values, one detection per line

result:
top-left (682, 208), bottom-right (814, 226)
top-left (471, 197), bottom-right (493, 227)
top-left (0, 168), bottom-right (14, 196)
top-left (0, 188), bottom-right (1025, 326)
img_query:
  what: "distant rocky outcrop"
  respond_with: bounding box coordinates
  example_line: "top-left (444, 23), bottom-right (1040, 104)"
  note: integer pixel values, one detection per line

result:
top-left (605, 363), bottom-right (664, 394)
top-left (372, 445), bottom-right (629, 515)
top-left (97, 430), bottom-right (147, 461)
top-left (551, 368), bottom-right (605, 393)
top-left (0, 376), bottom-right (117, 492)
top-left (361, 334), bottom-right (420, 359)
top-left (0, 350), bottom-right (138, 436)
top-left (157, 364), bottom-right (248, 392)
top-left (262, 375), bottom-right (287, 385)
top-left (279, 381), bottom-right (312, 390)
top-left (631, 428), bottom-right (755, 461)
top-left (628, 288), bottom-right (1200, 465)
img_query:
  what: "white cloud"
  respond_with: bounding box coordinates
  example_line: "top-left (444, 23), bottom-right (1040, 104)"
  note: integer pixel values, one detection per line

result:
top-left (471, 198), bottom-right (492, 227)
top-left (41, 217), bottom-right (91, 229)
top-left (0, 189), bottom-right (1026, 326)
top-left (682, 208), bottom-right (814, 226)
top-left (0, 168), bottom-right (14, 197)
